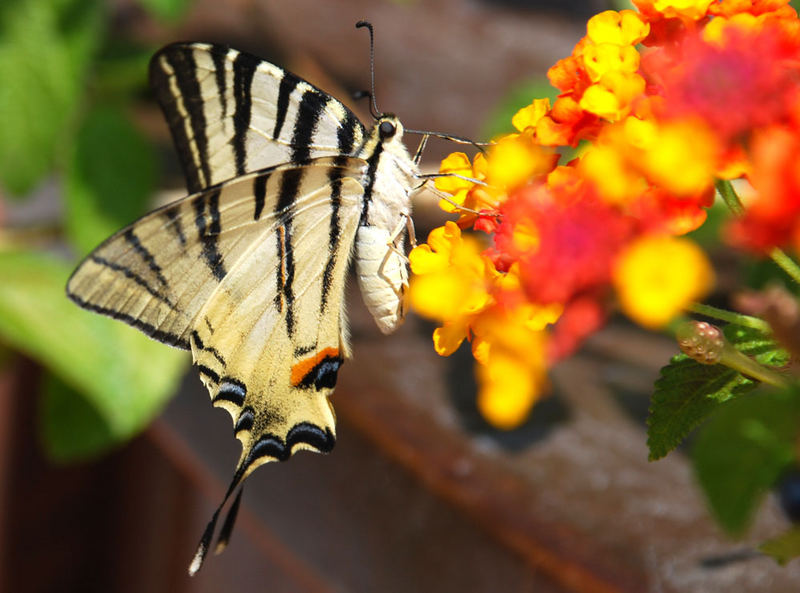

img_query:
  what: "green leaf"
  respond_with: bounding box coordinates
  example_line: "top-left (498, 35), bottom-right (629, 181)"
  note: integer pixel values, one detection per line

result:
top-left (647, 324), bottom-right (788, 460)
top-left (760, 527), bottom-right (800, 565)
top-left (725, 324), bottom-right (790, 368)
top-left (64, 106), bottom-right (157, 255)
top-left (692, 388), bottom-right (800, 535)
top-left (0, 250), bottom-right (187, 459)
top-left (92, 42), bottom-right (153, 101)
top-left (39, 372), bottom-right (115, 462)
top-left (137, 0), bottom-right (191, 22)
top-left (0, 0), bottom-right (105, 196)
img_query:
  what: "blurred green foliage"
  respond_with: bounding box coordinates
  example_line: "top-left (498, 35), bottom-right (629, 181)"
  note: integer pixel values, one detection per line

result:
top-left (65, 106), bottom-right (157, 255)
top-left (482, 77), bottom-right (557, 140)
top-left (692, 387), bottom-right (800, 535)
top-left (0, 0), bottom-right (104, 196)
top-left (648, 324), bottom-right (789, 462)
top-left (0, 0), bottom-right (189, 461)
top-left (761, 526), bottom-right (800, 564)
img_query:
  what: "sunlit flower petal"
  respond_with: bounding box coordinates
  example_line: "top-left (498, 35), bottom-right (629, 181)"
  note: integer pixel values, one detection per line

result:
top-left (614, 235), bottom-right (714, 328)
top-left (587, 10), bottom-right (650, 46)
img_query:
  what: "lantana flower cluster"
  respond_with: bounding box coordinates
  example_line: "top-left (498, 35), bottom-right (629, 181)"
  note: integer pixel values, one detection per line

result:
top-left (410, 0), bottom-right (800, 428)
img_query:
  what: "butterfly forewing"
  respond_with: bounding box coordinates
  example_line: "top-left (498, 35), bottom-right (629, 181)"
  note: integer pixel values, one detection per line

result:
top-left (67, 157), bottom-right (365, 351)
top-left (150, 42), bottom-right (367, 193)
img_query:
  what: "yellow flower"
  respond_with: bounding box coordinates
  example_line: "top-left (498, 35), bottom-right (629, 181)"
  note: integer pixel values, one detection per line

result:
top-left (582, 43), bottom-right (641, 82)
top-left (435, 152), bottom-right (476, 213)
top-left (471, 306), bottom-right (549, 429)
top-left (586, 10), bottom-right (650, 46)
top-left (702, 13), bottom-right (762, 44)
top-left (486, 133), bottom-right (555, 191)
top-left (409, 222), bottom-right (495, 345)
top-left (579, 142), bottom-right (648, 205)
top-left (614, 235), bottom-right (714, 329)
top-left (512, 98), bottom-right (551, 133)
top-left (630, 119), bottom-right (719, 197)
top-left (435, 152), bottom-right (474, 194)
top-left (652, 0), bottom-right (715, 20)
top-left (579, 71), bottom-right (645, 121)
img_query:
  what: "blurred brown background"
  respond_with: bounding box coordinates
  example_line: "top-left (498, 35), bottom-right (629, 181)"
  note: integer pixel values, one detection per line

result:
top-left (2, 1), bottom-right (800, 592)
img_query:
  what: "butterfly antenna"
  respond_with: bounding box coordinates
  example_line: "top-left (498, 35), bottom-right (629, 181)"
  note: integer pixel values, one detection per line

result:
top-left (406, 127), bottom-right (491, 154)
top-left (356, 20), bottom-right (382, 118)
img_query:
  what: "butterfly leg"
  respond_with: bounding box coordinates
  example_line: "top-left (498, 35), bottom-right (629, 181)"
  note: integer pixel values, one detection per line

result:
top-left (378, 215), bottom-right (412, 272)
top-left (413, 133), bottom-right (430, 165)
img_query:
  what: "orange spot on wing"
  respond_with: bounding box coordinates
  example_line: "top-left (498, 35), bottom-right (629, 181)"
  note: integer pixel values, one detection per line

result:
top-left (290, 347), bottom-right (340, 387)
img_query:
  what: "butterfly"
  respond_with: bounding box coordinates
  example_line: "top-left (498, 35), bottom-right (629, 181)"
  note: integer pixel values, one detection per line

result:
top-left (66, 26), bottom-right (477, 574)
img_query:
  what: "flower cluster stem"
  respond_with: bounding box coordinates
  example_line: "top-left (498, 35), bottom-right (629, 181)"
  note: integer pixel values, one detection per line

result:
top-left (716, 179), bottom-right (800, 284)
top-left (715, 179), bottom-right (745, 216)
top-left (687, 302), bottom-right (772, 333)
top-left (719, 343), bottom-right (791, 389)
top-left (768, 248), bottom-right (800, 285)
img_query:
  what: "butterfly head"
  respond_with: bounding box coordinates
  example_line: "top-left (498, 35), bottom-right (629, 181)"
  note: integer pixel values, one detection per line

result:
top-left (373, 114), bottom-right (404, 144)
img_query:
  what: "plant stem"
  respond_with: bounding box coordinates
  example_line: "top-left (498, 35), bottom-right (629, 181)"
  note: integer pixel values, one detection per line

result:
top-left (687, 302), bottom-right (772, 333)
top-left (769, 247), bottom-right (800, 285)
top-left (720, 344), bottom-right (791, 389)
top-left (715, 179), bottom-right (744, 216)
top-left (716, 179), bottom-right (800, 284)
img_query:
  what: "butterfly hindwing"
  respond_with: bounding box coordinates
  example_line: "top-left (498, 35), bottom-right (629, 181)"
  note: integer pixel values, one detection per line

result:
top-left (185, 160), bottom-right (365, 476)
top-left (150, 42), bottom-right (367, 192)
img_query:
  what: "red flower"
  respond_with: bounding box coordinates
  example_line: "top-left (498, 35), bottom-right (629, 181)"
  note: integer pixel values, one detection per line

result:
top-left (492, 183), bottom-right (635, 305)
top-left (645, 24), bottom-right (800, 143)
top-left (728, 125), bottom-right (800, 251)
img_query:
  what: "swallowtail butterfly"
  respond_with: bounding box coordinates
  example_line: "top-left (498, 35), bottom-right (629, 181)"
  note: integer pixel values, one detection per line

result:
top-left (67, 27), bottom-right (458, 574)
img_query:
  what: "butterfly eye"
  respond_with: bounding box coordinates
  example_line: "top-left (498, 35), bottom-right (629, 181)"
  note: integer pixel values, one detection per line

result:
top-left (379, 120), bottom-right (396, 139)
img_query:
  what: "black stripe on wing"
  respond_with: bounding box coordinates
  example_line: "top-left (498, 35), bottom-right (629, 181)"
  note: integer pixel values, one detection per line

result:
top-left (66, 293), bottom-right (190, 349)
top-left (211, 47), bottom-right (228, 120)
top-left (232, 51), bottom-right (260, 177)
top-left (162, 206), bottom-right (187, 247)
top-left (123, 228), bottom-right (169, 287)
top-left (150, 45), bottom-right (212, 193)
top-left (359, 140), bottom-right (384, 225)
top-left (88, 255), bottom-right (175, 308)
top-left (271, 90), bottom-right (331, 337)
top-left (246, 423), bottom-right (336, 464)
top-left (193, 188), bottom-right (227, 281)
top-left (273, 74), bottom-right (299, 141)
top-left (320, 154), bottom-right (350, 312)
top-left (213, 378), bottom-right (247, 407)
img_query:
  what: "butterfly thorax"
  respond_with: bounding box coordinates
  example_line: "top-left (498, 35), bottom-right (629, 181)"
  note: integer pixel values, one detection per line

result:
top-left (352, 115), bottom-right (417, 335)
top-left (355, 115), bottom-right (419, 230)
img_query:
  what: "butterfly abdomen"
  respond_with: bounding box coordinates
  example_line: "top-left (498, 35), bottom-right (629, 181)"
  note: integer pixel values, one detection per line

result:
top-left (355, 226), bottom-right (409, 334)
top-left (353, 116), bottom-right (418, 334)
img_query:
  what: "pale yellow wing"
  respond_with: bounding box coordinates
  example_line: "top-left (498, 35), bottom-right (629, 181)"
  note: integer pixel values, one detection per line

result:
top-left (68, 156), bottom-right (367, 574)
top-left (67, 157), bottom-right (364, 351)
top-left (150, 42), bottom-right (367, 192)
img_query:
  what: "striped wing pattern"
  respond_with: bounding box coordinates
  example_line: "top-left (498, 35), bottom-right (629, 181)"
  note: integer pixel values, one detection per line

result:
top-left (67, 157), bottom-right (366, 570)
top-left (68, 156), bottom-right (364, 443)
top-left (150, 42), bottom-right (367, 192)
top-left (69, 41), bottom-right (420, 574)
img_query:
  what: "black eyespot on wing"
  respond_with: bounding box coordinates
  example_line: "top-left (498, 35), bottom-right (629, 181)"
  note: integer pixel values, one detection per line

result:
top-left (214, 378), bottom-right (247, 407)
top-left (286, 422), bottom-right (335, 454)
top-left (234, 407), bottom-right (255, 434)
top-left (292, 353), bottom-right (343, 391)
top-left (379, 120), bottom-right (396, 139)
